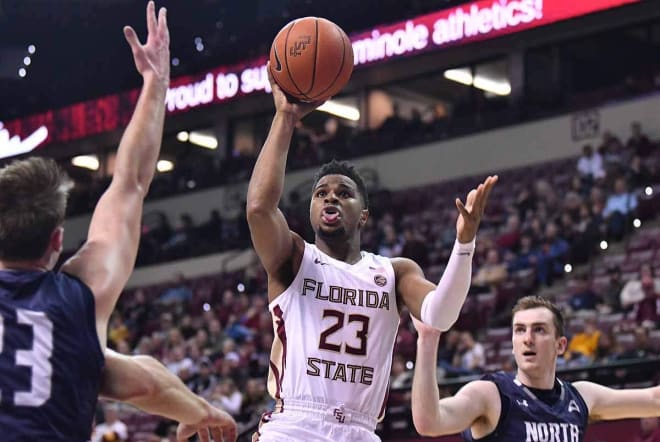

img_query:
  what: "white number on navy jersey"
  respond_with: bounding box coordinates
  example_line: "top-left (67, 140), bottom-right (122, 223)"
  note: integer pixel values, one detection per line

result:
top-left (0, 309), bottom-right (54, 406)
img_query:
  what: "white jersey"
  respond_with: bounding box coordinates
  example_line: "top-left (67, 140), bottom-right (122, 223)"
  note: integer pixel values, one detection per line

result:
top-left (267, 241), bottom-right (400, 423)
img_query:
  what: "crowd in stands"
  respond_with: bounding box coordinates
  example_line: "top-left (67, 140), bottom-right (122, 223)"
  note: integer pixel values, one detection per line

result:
top-left (87, 118), bottom-right (660, 440)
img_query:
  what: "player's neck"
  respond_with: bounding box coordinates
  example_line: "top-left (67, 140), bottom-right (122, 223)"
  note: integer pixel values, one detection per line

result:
top-left (315, 236), bottom-right (362, 264)
top-left (516, 368), bottom-right (556, 390)
top-left (0, 259), bottom-right (49, 272)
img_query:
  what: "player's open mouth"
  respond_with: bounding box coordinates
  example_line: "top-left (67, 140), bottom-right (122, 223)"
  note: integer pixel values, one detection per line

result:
top-left (523, 351), bottom-right (536, 357)
top-left (321, 207), bottom-right (341, 225)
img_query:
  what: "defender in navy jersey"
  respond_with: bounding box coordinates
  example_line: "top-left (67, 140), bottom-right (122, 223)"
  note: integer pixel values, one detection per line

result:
top-left (411, 296), bottom-right (660, 442)
top-left (0, 3), bottom-right (235, 441)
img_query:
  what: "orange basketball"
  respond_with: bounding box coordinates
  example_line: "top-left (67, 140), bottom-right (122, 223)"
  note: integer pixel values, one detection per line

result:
top-left (269, 17), bottom-right (354, 102)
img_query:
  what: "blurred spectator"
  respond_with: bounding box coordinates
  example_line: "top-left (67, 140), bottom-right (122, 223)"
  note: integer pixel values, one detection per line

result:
top-left (452, 331), bottom-right (485, 375)
top-left (188, 357), bottom-right (218, 397)
top-left (577, 144), bottom-right (605, 185)
top-left (602, 177), bottom-right (638, 241)
top-left (238, 378), bottom-right (273, 424)
top-left (626, 121), bottom-right (654, 158)
top-left (92, 404), bottom-right (128, 442)
top-left (390, 354), bottom-right (413, 390)
top-left (565, 317), bottom-right (601, 365)
top-left (400, 227), bottom-right (429, 269)
top-left (627, 155), bottom-right (654, 191)
top-left (210, 378), bottom-right (243, 417)
top-left (568, 273), bottom-right (602, 312)
top-left (472, 248), bottom-right (508, 292)
top-left (602, 266), bottom-right (624, 312)
top-left (535, 222), bottom-right (569, 287)
top-left (159, 273), bottom-right (193, 305)
top-left (620, 264), bottom-right (660, 311)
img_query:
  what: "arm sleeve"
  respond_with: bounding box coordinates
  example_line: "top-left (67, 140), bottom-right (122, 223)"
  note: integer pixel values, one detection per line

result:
top-left (420, 238), bottom-right (475, 331)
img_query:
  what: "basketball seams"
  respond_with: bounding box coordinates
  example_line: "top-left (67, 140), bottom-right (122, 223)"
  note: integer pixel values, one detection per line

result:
top-left (284, 19), bottom-right (311, 101)
top-left (304, 17), bottom-right (319, 96)
top-left (311, 23), bottom-right (348, 101)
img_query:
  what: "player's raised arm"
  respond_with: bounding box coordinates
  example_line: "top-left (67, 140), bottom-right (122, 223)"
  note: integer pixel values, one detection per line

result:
top-left (246, 67), bottom-right (322, 279)
top-left (100, 350), bottom-right (237, 441)
top-left (574, 381), bottom-right (660, 421)
top-left (61, 1), bottom-right (169, 346)
top-left (396, 175), bottom-right (498, 329)
top-left (411, 316), bottom-right (499, 436)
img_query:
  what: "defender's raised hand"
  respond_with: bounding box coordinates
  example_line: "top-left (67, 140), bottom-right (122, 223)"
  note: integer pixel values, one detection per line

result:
top-left (455, 175), bottom-right (498, 243)
top-left (123, 1), bottom-right (170, 84)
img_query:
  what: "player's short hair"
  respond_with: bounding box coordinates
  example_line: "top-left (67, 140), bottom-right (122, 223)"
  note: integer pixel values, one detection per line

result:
top-left (0, 157), bottom-right (72, 261)
top-left (312, 160), bottom-right (369, 208)
top-left (511, 295), bottom-right (565, 337)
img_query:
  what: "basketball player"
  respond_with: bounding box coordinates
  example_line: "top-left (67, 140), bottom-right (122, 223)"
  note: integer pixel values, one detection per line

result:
top-left (411, 296), bottom-right (660, 442)
top-left (245, 68), bottom-right (497, 441)
top-left (0, 3), bottom-right (232, 440)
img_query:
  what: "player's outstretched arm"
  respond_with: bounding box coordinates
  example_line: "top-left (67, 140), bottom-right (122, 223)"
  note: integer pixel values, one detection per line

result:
top-left (395, 175), bottom-right (498, 330)
top-left (100, 350), bottom-right (237, 442)
top-left (62, 1), bottom-right (169, 346)
top-left (574, 381), bottom-right (660, 421)
top-left (411, 316), bottom-right (498, 436)
top-left (246, 66), bottom-right (322, 280)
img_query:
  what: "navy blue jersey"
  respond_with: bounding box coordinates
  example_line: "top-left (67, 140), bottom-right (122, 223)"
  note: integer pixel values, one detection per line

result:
top-left (463, 372), bottom-right (589, 442)
top-left (0, 269), bottom-right (104, 442)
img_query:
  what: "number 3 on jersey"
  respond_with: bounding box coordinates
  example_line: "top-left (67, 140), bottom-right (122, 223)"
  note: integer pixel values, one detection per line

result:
top-left (0, 309), bottom-right (54, 406)
top-left (319, 309), bottom-right (369, 356)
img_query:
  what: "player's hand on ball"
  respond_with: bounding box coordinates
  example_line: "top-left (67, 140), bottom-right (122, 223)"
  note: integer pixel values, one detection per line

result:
top-left (267, 62), bottom-right (325, 122)
top-left (455, 175), bottom-right (498, 244)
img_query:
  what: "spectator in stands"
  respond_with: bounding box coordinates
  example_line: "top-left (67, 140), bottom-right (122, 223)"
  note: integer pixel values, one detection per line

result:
top-left (602, 177), bottom-right (638, 241)
top-left (437, 329), bottom-right (462, 378)
top-left (452, 331), bottom-right (486, 375)
top-left (187, 357), bottom-right (218, 397)
top-left (165, 345), bottom-right (194, 379)
top-left (626, 121), bottom-right (654, 159)
top-left (496, 214), bottom-right (521, 251)
top-left (628, 417), bottom-right (660, 442)
top-left (378, 223), bottom-right (404, 257)
top-left (390, 354), bottom-right (413, 390)
top-left (564, 316), bottom-right (601, 365)
top-left (599, 130), bottom-right (626, 176)
top-left (627, 154), bottom-right (654, 191)
top-left (577, 144), bottom-right (606, 186)
top-left (400, 227), bottom-right (430, 269)
top-left (620, 264), bottom-right (660, 312)
top-left (602, 265), bottom-right (624, 312)
top-left (158, 272), bottom-right (193, 305)
top-left (507, 232), bottom-right (538, 273)
top-left (92, 404), bottom-right (128, 442)
top-left (472, 248), bottom-right (508, 292)
top-left (210, 378), bottom-right (243, 417)
top-left (568, 273), bottom-right (602, 312)
top-left (615, 327), bottom-right (656, 361)
top-left (535, 222), bottom-right (569, 286)
top-left (238, 378), bottom-right (273, 424)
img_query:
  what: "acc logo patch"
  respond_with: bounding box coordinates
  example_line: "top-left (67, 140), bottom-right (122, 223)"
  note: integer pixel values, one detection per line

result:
top-left (374, 274), bottom-right (387, 287)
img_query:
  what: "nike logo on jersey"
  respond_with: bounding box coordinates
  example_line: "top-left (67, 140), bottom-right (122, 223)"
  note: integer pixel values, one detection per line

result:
top-left (314, 258), bottom-right (329, 266)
